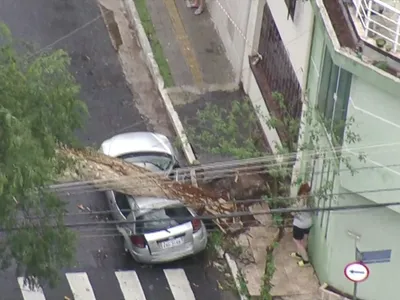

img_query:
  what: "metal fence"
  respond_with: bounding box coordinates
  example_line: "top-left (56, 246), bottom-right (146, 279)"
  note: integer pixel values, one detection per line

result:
top-left (256, 2), bottom-right (302, 123)
top-left (351, 0), bottom-right (400, 52)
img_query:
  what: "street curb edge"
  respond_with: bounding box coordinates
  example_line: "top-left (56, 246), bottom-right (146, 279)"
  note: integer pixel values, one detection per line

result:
top-left (122, 0), bottom-right (196, 167)
top-left (215, 246), bottom-right (247, 300)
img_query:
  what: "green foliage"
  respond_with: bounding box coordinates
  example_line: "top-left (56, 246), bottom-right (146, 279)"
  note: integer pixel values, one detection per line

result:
top-left (186, 99), bottom-right (264, 159)
top-left (135, 0), bottom-right (174, 87)
top-left (0, 23), bottom-right (87, 287)
top-left (373, 60), bottom-right (389, 72)
top-left (266, 92), bottom-right (301, 153)
top-left (260, 242), bottom-right (278, 300)
top-left (236, 273), bottom-right (250, 299)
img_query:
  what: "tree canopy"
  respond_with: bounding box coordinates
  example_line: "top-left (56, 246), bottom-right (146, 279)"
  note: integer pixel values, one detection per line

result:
top-left (0, 23), bottom-right (87, 287)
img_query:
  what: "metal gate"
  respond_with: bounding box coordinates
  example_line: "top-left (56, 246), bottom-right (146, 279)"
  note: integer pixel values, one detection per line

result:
top-left (251, 2), bottom-right (303, 144)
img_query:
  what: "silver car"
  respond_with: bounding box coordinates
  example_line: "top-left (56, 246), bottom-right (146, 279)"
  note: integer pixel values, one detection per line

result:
top-left (100, 132), bottom-right (207, 263)
top-left (100, 131), bottom-right (181, 175)
top-left (106, 193), bottom-right (208, 263)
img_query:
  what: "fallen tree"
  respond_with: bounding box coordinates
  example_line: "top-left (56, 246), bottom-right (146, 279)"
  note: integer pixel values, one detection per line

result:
top-left (58, 147), bottom-right (244, 232)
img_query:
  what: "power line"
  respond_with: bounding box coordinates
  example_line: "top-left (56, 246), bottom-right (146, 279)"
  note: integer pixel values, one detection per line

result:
top-left (28, 12), bottom-right (110, 58)
top-left (53, 160), bottom-right (400, 197)
top-left (5, 200), bottom-right (396, 234)
top-left (60, 200), bottom-right (400, 228)
top-left (17, 186), bottom-right (400, 227)
top-left (52, 142), bottom-right (400, 194)
top-left (44, 186), bottom-right (400, 219)
top-left (72, 219), bottom-right (267, 233)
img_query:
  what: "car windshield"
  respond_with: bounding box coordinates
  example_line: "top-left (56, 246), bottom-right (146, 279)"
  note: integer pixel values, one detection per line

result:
top-left (135, 206), bottom-right (192, 234)
top-left (118, 152), bottom-right (173, 171)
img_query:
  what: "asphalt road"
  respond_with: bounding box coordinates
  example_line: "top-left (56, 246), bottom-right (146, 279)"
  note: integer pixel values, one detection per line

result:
top-left (0, 0), bottom-right (150, 145)
top-left (0, 0), bottom-right (237, 299)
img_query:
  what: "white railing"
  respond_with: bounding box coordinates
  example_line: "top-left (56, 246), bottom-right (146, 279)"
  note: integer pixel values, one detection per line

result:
top-left (351, 0), bottom-right (400, 52)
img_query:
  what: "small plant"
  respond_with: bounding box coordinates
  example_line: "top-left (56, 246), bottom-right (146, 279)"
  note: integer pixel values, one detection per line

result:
top-left (376, 38), bottom-right (386, 48)
top-left (237, 274), bottom-right (250, 299)
top-left (230, 244), bottom-right (244, 258)
top-left (373, 60), bottom-right (389, 71)
top-left (385, 43), bottom-right (392, 52)
top-left (206, 231), bottom-right (224, 258)
top-left (260, 242), bottom-right (279, 300)
top-left (262, 195), bottom-right (286, 227)
top-left (208, 231), bottom-right (223, 249)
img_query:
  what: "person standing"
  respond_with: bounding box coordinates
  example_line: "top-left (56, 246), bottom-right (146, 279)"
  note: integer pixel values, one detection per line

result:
top-left (290, 183), bottom-right (313, 267)
top-left (186, 0), bottom-right (204, 15)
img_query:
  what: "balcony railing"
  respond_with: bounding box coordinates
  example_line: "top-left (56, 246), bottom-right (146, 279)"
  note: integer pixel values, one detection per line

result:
top-left (350, 0), bottom-right (400, 53)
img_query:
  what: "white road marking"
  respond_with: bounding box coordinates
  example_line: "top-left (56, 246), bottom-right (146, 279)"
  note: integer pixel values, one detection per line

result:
top-left (115, 270), bottom-right (147, 300)
top-left (17, 278), bottom-right (46, 300)
top-left (65, 272), bottom-right (96, 300)
top-left (115, 271), bottom-right (146, 300)
top-left (164, 269), bottom-right (196, 300)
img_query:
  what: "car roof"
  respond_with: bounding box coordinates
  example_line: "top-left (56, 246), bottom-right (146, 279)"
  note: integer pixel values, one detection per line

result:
top-left (133, 197), bottom-right (183, 212)
top-left (101, 132), bottom-right (172, 158)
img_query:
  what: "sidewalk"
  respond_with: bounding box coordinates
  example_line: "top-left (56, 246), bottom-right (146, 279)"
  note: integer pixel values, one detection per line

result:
top-left (270, 232), bottom-right (321, 300)
top-left (127, 0), bottom-right (322, 298)
top-left (145, 0), bottom-right (234, 86)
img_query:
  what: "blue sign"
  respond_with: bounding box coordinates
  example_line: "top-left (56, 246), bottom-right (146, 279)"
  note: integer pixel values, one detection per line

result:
top-left (356, 248), bottom-right (391, 264)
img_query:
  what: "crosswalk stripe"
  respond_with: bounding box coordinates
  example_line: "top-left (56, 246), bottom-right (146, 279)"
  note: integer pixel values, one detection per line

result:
top-left (115, 270), bottom-right (146, 300)
top-left (65, 272), bottom-right (96, 300)
top-left (164, 269), bottom-right (196, 300)
top-left (17, 278), bottom-right (46, 300)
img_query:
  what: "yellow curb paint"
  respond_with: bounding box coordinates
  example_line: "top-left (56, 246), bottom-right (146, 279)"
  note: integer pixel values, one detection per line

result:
top-left (162, 0), bottom-right (203, 85)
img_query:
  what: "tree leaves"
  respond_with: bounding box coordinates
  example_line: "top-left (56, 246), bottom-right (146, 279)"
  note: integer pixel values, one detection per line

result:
top-left (186, 99), bottom-right (264, 159)
top-left (0, 23), bottom-right (87, 287)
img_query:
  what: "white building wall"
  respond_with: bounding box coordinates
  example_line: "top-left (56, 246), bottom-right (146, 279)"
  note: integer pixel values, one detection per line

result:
top-left (265, 0), bottom-right (314, 87)
top-left (242, 0), bottom-right (315, 188)
top-left (207, 0), bottom-right (314, 87)
top-left (206, 0), bottom-right (251, 83)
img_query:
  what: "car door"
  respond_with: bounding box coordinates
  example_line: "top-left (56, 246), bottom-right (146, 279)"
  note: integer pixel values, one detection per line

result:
top-left (115, 193), bottom-right (131, 218)
top-left (106, 191), bottom-right (130, 221)
top-left (107, 192), bottom-right (135, 247)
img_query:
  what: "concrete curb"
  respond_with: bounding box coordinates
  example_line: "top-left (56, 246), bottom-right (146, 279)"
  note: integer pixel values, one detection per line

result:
top-left (223, 250), bottom-right (248, 300)
top-left (122, 0), bottom-right (196, 167)
top-left (122, 0), bottom-right (246, 298)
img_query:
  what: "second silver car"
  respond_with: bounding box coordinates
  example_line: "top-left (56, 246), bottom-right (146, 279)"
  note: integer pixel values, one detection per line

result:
top-left (106, 192), bottom-right (208, 263)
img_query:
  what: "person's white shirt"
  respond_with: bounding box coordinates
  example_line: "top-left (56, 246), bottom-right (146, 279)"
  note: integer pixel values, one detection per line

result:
top-left (293, 209), bottom-right (313, 229)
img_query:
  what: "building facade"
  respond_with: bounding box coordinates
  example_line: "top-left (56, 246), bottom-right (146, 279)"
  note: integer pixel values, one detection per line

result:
top-left (304, 1), bottom-right (400, 299)
top-left (208, 0), bottom-right (400, 299)
top-left (206, 0), bottom-right (314, 187)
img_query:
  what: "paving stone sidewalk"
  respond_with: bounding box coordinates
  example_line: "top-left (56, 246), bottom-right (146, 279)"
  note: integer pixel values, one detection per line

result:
top-left (270, 232), bottom-right (321, 300)
top-left (139, 0), bottom-right (322, 298)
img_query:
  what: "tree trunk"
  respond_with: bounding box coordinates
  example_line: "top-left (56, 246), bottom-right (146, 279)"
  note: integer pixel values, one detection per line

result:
top-left (57, 147), bottom-right (236, 231)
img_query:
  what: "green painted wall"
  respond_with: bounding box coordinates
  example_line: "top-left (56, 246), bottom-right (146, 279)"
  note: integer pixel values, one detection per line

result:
top-left (303, 6), bottom-right (400, 300)
top-left (308, 154), bottom-right (338, 283)
top-left (305, 19), bottom-right (332, 282)
top-left (340, 76), bottom-right (400, 214)
top-left (328, 189), bottom-right (400, 300)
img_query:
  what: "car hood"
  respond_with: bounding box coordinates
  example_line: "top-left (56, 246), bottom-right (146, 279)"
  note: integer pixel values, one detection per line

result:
top-left (100, 132), bottom-right (175, 158)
